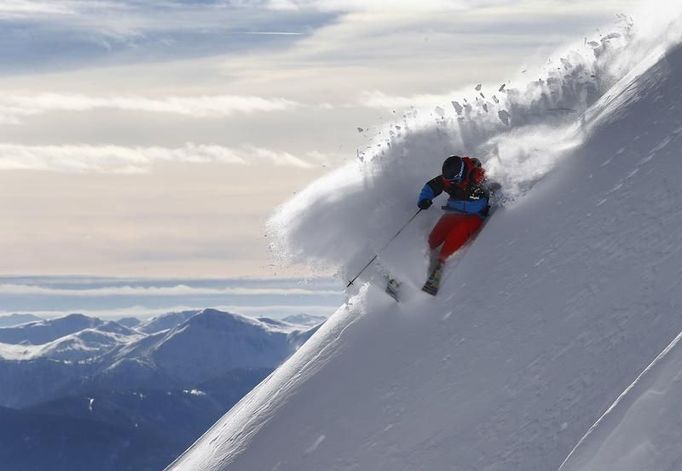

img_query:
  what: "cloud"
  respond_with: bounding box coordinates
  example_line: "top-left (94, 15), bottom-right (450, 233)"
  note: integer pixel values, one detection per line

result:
top-left (358, 91), bottom-right (459, 109)
top-left (267, 0), bottom-right (637, 14)
top-left (266, 0), bottom-right (508, 12)
top-left (232, 0), bottom-right (638, 90)
top-left (0, 283), bottom-right (341, 297)
top-left (0, 93), bottom-right (301, 123)
top-left (0, 0), bottom-right (639, 76)
top-left (0, 142), bottom-right (317, 173)
top-left (0, 0), bottom-right (333, 74)
top-left (0, 304), bottom-right (337, 320)
top-left (0, 0), bottom-right (81, 18)
top-left (241, 31), bottom-right (305, 36)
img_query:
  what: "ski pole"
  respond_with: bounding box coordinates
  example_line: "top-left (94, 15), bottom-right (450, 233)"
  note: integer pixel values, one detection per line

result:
top-left (346, 209), bottom-right (422, 288)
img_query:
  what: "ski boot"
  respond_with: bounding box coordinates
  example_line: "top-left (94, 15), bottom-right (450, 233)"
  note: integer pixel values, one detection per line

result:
top-left (385, 277), bottom-right (401, 302)
top-left (422, 259), bottom-right (443, 296)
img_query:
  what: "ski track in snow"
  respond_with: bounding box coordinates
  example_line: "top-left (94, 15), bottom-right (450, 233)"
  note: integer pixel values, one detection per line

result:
top-left (559, 332), bottom-right (682, 471)
top-left (168, 10), bottom-right (682, 471)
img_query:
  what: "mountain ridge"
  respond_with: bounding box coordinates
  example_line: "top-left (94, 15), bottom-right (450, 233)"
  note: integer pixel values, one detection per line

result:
top-left (0, 308), bottom-right (317, 407)
top-left (0, 308), bottom-right (320, 470)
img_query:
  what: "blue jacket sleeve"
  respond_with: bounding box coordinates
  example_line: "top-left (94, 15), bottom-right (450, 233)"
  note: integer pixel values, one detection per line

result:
top-left (418, 176), bottom-right (443, 204)
top-left (418, 184), bottom-right (435, 203)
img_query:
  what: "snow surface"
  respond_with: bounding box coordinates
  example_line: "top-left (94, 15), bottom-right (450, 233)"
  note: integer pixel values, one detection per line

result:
top-left (169, 12), bottom-right (682, 471)
top-left (559, 332), bottom-right (682, 471)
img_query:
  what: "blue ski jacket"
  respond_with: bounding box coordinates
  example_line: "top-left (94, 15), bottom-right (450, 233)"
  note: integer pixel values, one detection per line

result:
top-left (418, 176), bottom-right (490, 217)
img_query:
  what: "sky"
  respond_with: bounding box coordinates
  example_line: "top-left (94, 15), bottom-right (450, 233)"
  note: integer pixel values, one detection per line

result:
top-left (0, 0), bottom-right (640, 279)
top-left (0, 275), bottom-right (344, 320)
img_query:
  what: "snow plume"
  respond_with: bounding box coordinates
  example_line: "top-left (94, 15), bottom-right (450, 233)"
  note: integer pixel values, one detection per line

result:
top-left (268, 10), bottom-right (682, 281)
top-left (172, 5), bottom-right (682, 470)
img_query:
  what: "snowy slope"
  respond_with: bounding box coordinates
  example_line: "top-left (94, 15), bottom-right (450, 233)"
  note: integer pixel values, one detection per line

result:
top-left (559, 332), bottom-right (682, 471)
top-left (168, 14), bottom-right (682, 471)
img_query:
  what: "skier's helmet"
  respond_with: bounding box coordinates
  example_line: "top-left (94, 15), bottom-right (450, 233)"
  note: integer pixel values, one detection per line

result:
top-left (442, 155), bottom-right (465, 182)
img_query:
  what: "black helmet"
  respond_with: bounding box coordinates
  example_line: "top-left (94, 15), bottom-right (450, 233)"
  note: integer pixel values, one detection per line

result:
top-left (442, 155), bottom-right (464, 181)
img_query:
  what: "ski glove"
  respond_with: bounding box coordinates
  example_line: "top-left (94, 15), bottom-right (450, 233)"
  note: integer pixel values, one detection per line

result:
top-left (418, 199), bottom-right (433, 210)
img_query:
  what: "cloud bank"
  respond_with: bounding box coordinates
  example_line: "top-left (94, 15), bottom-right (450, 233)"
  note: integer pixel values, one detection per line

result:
top-left (0, 142), bottom-right (318, 172)
top-left (0, 283), bottom-right (341, 297)
top-left (0, 93), bottom-right (300, 124)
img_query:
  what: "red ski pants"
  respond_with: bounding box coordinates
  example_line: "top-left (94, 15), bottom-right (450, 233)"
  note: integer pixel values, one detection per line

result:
top-left (428, 213), bottom-right (483, 261)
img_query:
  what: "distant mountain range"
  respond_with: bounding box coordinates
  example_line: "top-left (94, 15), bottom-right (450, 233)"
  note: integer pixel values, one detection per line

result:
top-left (281, 314), bottom-right (328, 326)
top-left (0, 313), bottom-right (43, 328)
top-left (0, 309), bottom-right (324, 471)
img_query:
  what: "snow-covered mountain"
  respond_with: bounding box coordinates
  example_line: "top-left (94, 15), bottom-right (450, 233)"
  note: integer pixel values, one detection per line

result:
top-left (116, 316), bottom-right (141, 328)
top-left (168, 14), bottom-right (682, 471)
top-left (0, 316), bottom-right (141, 362)
top-left (281, 314), bottom-right (328, 327)
top-left (137, 310), bottom-right (202, 334)
top-left (0, 313), bottom-right (103, 345)
top-left (32, 323), bottom-right (140, 362)
top-left (100, 308), bottom-right (314, 386)
top-left (0, 404), bottom-right (173, 471)
top-left (0, 309), bottom-right (315, 407)
top-left (0, 308), bottom-right (318, 470)
top-left (0, 313), bottom-right (43, 327)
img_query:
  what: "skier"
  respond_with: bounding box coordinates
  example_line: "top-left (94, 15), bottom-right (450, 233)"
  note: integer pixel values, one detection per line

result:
top-left (417, 155), bottom-right (493, 295)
